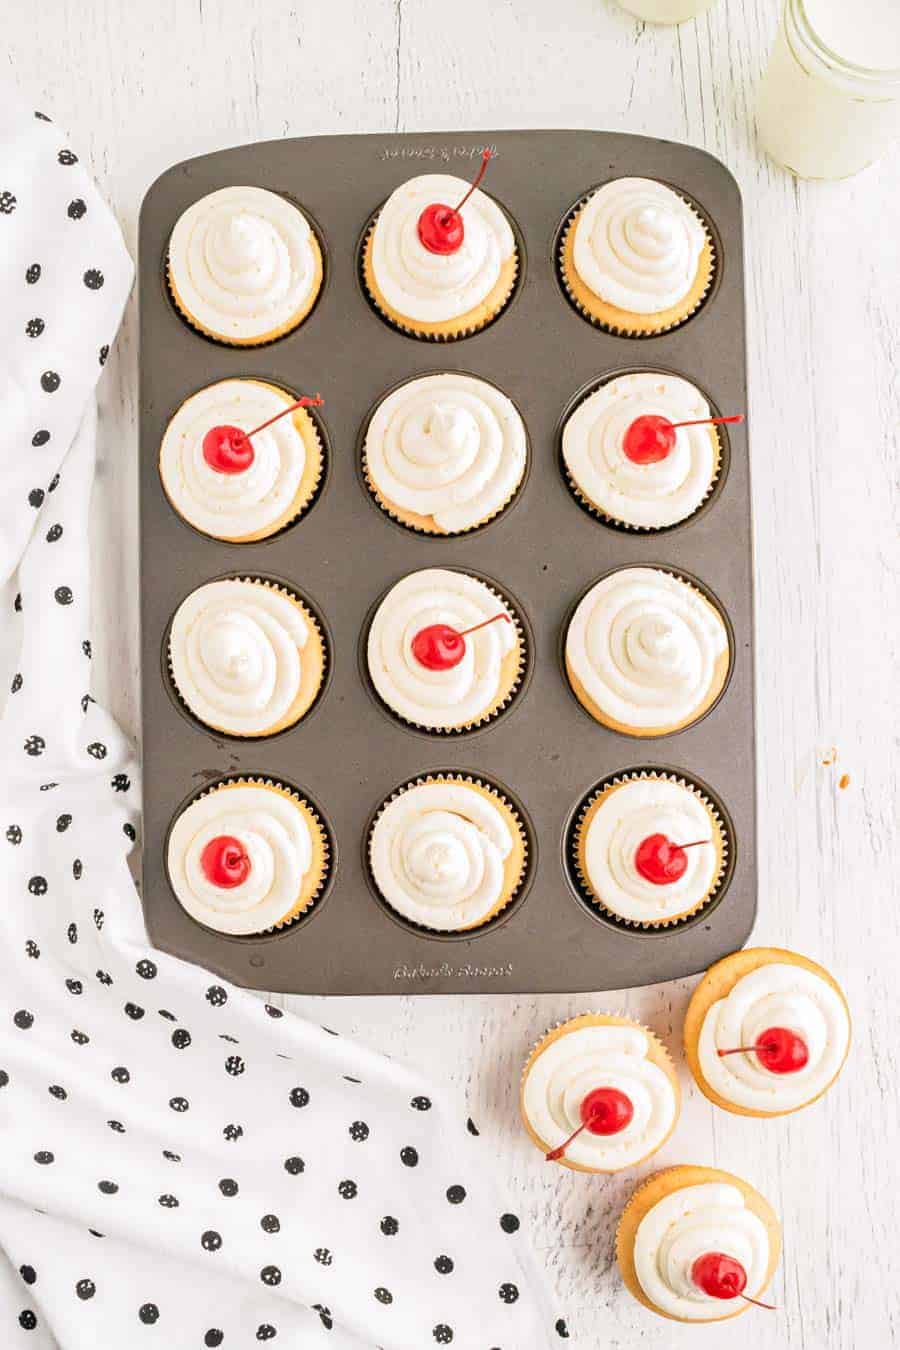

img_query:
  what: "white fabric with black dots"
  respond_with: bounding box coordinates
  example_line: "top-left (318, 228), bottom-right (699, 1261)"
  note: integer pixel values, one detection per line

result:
top-left (0, 91), bottom-right (563, 1350)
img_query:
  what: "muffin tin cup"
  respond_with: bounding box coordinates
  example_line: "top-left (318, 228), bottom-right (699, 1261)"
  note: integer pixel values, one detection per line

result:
top-left (139, 129), bottom-right (754, 994)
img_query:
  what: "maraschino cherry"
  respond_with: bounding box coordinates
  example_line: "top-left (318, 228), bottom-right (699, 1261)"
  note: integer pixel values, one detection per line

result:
top-left (411, 611), bottom-right (510, 672)
top-left (717, 1025), bottom-right (809, 1074)
top-left (417, 148), bottom-right (494, 256)
top-left (634, 833), bottom-right (710, 885)
top-left (691, 1252), bottom-right (776, 1310)
top-left (622, 412), bottom-right (744, 465)
top-left (202, 394), bottom-right (324, 474)
top-left (545, 1087), bottom-right (634, 1162)
top-left (200, 835), bottom-right (252, 889)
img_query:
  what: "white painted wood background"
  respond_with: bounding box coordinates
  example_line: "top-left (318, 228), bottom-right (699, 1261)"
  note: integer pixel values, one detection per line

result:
top-left (9, 0), bottom-right (899, 1345)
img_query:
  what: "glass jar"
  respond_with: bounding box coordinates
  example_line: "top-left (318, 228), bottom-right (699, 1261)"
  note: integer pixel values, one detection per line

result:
top-left (615, 0), bottom-right (718, 22)
top-left (757, 0), bottom-right (900, 179)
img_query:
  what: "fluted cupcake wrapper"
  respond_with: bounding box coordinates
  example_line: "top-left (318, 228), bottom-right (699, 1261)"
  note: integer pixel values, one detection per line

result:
top-left (570, 770), bottom-right (728, 930)
top-left (191, 776), bottom-right (331, 931)
top-left (558, 196), bottom-right (716, 338)
top-left (166, 577), bottom-right (328, 739)
top-left (366, 772), bottom-right (529, 934)
top-left (561, 430), bottom-right (722, 534)
top-left (360, 217), bottom-right (519, 342)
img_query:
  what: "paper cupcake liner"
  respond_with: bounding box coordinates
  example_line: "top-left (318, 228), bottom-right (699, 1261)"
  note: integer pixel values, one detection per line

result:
top-left (366, 577), bottom-right (529, 737)
top-left (360, 217), bottom-right (519, 342)
top-left (366, 772), bottom-right (530, 934)
top-left (167, 577), bottom-right (329, 739)
top-left (557, 195), bottom-right (716, 338)
top-left (190, 775), bottom-right (332, 931)
top-left (569, 770), bottom-right (729, 930)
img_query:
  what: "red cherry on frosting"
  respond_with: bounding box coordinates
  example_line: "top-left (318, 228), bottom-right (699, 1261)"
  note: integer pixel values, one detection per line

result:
top-left (579, 1087), bottom-right (634, 1136)
top-left (691, 1252), bottom-right (747, 1301)
top-left (411, 612), bottom-right (511, 672)
top-left (623, 411), bottom-right (746, 466)
top-left (202, 425), bottom-right (255, 474)
top-left (416, 148), bottom-right (494, 257)
top-left (634, 833), bottom-right (710, 885)
top-left (200, 835), bottom-right (251, 889)
top-left (718, 1025), bottom-right (809, 1074)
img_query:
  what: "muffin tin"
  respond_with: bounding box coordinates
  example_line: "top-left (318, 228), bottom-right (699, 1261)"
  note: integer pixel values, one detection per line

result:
top-left (138, 129), bottom-right (754, 994)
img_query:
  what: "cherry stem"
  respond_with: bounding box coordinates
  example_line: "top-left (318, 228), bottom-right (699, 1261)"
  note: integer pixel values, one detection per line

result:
top-left (456, 612), bottom-right (511, 640)
top-left (740, 1293), bottom-right (777, 1311)
top-left (545, 1112), bottom-right (599, 1163)
top-left (717, 1043), bottom-right (775, 1058)
top-left (675, 839), bottom-right (711, 850)
top-left (668, 414), bottom-right (744, 430)
top-left (246, 394), bottom-right (324, 439)
top-left (453, 148), bottom-right (494, 214)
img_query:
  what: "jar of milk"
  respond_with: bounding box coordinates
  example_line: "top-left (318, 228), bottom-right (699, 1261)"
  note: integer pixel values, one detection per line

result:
top-left (615, 0), bottom-right (718, 21)
top-left (757, 0), bottom-right (900, 178)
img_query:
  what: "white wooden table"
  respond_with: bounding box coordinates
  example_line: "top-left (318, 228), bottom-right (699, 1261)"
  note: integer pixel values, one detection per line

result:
top-left (11, 2), bottom-right (898, 1345)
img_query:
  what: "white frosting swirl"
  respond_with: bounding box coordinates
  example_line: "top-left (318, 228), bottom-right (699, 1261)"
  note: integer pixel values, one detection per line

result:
top-left (523, 1024), bottom-right (677, 1170)
top-left (566, 567), bottom-right (729, 730)
top-left (167, 785), bottom-right (314, 934)
top-left (573, 177), bottom-right (707, 313)
top-left (367, 568), bottom-right (517, 730)
top-left (371, 173), bottom-right (515, 323)
top-left (169, 580), bottom-right (311, 736)
top-left (370, 782), bottom-right (513, 931)
top-left (364, 374), bottom-right (526, 534)
top-left (698, 963), bottom-right (850, 1112)
top-left (563, 373), bottom-right (718, 528)
top-left (583, 778), bottom-right (718, 923)
top-left (159, 380), bottom-right (311, 540)
top-left (634, 1183), bottom-right (770, 1320)
top-left (168, 186), bottom-right (320, 341)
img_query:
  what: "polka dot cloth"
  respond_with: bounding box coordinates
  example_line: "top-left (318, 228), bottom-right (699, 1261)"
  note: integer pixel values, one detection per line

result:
top-left (0, 97), bottom-right (562, 1347)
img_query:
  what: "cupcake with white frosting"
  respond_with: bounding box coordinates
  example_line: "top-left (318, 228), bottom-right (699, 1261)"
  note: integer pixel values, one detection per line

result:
top-left (362, 373), bottom-right (527, 535)
top-left (617, 1165), bottom-right (781, 1323)
top-left (520, 1014), bottom-right (680, 1174)
top-left (562, 372), bottom-right (721, 530)
top-left (168, 578), bottom-right (326, 738)
top-left (572, 771), bottom-right (727, 927)
top-left (564, 566), bottom-right (731, 736)
top-left (684, 947), bottom-right (851, 1117)
top-left (366, 568), bottom-right (525, 733)
top-left (167, 186), bottom-right (323, 345)
top-left (159, 379), bottom-right (323, 542)
top-left (560, 177), bottom-right (714, 335)
top-left (167, 778), bottom-right (330, 933)
top-left (362, 172), bottom-right (518, 339)
top-left (367, 775), bottom-right (528, 933)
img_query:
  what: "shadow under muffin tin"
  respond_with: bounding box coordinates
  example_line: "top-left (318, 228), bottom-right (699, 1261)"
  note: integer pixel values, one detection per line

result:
top-left (139, 129), bottom-right (754, 994)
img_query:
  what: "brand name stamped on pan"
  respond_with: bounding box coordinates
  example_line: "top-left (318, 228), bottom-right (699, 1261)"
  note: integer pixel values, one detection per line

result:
top-left (379, 145), bottom-right (499, 163)
top-left (393, 961), bottom-right (513, 981)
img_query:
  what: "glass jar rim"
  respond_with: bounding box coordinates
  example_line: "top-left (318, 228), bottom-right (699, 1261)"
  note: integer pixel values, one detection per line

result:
top-left (790, 0), bottom-right (900, 83)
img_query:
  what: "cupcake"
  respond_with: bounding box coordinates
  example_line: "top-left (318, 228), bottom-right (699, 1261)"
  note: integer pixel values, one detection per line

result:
top-left (159, 379), bottom-right (323, 542)
top-left (562, 372), bottom-right (721, 530)
top-left (366, 568), bottom-right (525, 733)
top-left (166, 778), bottom-right (329, 934)
top-left (362, 373), bottom-right (527, 534)
top-left (520, 1014), bottom-right (680, 1173)
top-left (168, 578), bottom-right (326, 738)
top-left (560, 177), bottom-right (713, 335)
top-left (565, 567), bottom-right (730, 736)
top-left (167, 186), bottom-right (323, 344)
top-left (367, 775), bottom-right (527, 932)
top-left (362, 168), bottom-right (518, 339)
top-left (684, 947), bottom-right (851, 1117)
top-left (573, 771), bottom-right (726, 927)
top-left (617, 1165), bottom-right (781, 1322)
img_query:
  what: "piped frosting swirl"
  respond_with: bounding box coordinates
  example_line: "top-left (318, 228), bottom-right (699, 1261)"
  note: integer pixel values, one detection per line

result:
top-left (566, 567), bottom-right (729, 731)
top-left (168, 186), bottom-right (321, 342)
top-left (370, 173), bottom-right (515, 324)
top-left (698, 963), bottom-right (850, 1112)
top-left (563, 373), bottom-right (719, 528)
top-left (364, 373), bottom-right (527, 534)
top-left (369, 781), bottom-right (515, 931)
top-left (523, 1023), bottom-right (677, 1170)
top-left (572, 177), bottom-right (707, 314)
top-left (633, 1183), bottom-right (770, 1321)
